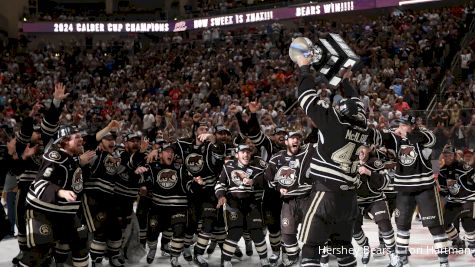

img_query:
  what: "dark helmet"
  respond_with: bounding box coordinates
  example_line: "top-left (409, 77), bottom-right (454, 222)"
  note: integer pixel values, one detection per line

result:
top-left (337, 97), bottom-right (366, 126)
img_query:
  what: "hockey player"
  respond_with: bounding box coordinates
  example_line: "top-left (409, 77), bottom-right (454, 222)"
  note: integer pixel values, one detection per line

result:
top-left (438, 145), bottom-right (475, 256)
top-left (295, 51), bottom-right (379, 267)
top-left (216, 144), bottom-right (271, 267)
top-left (354, 144), bottom-right (398, 267)
top-left (142, 142), bottom-right (196, 267)
top-left (264, 131), bottom-right (315, 267)
top-left (375, 115), bottom-right (450, 267)
top-left (11, 84), bottom-right (66, 265)
top-left (81, 120), bottom-right (123, 267)
top-left (20, 125), bottom-right (96, 267)
top-left (175, 120), bottom-right (227, 263)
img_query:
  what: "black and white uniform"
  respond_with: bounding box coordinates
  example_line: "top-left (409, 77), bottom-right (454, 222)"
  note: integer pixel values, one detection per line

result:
top-left (376, 128), bottom-right (450, 258)
top-left (247, 113), bottom-right (285, 254)
top-left (175, 138), bottom-right (224, 253)
top-left (439, 161), bottom-right (475, 249)
top-left (353, 157), bottom-right (395, 254)
top-left (297, 66), bottom-right (379, 267)
top-left (265, 144), bottom-right (315, 262)
top-left (12, 102), bottom-right (61, 252)
top-left (21, 149), bottom-right (89, 267)
top-left (215, 159), bottom-right (269, 262)
top-left (142, 160), bottom-right (194, 258)
top-left (81, 138), bottom-right (122, 263)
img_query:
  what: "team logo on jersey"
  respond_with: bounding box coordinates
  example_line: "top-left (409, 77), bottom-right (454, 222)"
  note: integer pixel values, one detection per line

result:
top-left (156, 169), bottom-right (178, 189)
top-left (398, 145), bottom-right (417, 166)
top-left (229, 211), bottom-right (238, 221)
top-left (104, 155), bottom-right (120, 175)
top-left (48, 151), bottom-right (61, 161)
top-left (71, 168), bottom-right (83, 193)
top-left (39, 224), bottom-right (51, 236)
top-left (448, 183), bottom-right (460, 195)
top-left (276, 166), bottom-right (297, 187)
top-left (374, 160), bottom-right (383, 168)
top-left (96, 212), bottom-right (106, 222)
top-left (149, 218), bottom-right (158, 228)
top-left (394, 208), bottom-right (400, 218)
top-left (231, 170), bottom-right (249, 187)
top-left (185, 153), bottom-right (204, 173)
top-left (282, 218), bottom-right (289, 227)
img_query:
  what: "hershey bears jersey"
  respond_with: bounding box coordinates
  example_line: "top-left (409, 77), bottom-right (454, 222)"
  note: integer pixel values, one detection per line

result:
top-left (439, 161), bottom-right (475, 203)
top-left (265, 144), bottom-right (314, 199)
top-left (114, 149), bottom-right (145, 200)
top-left (84, 149), bottom-right (120, 195)
top-left (297, 73), bottom-right (380, 191)
top-left (175, 139), bottom-right (223, 190)
top-left (27, 149), bottom-right (84, 215)
top-left (143, 161), bottom-right (192, 207)
top-left (376, 128), bottom-right (436, 192)
top-left (216, 159), bottom-right (266, 200)
top-left (356, 157), bottom-right (390, 204)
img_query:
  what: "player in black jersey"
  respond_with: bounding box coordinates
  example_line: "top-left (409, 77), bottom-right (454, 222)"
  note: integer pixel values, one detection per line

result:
top-left (110, 131), bottom-right (148, 266)
top-left (244, 103), bottom-right (287, 264)
top-left (375, 115), bottom-right (449, 267)
top-left (264, 131), bottom-right (314, 267)
top-left (175, 120), bottom-right (226, 264)
top-left (216, 144), bottom-right (271, 267)
top-left (438, 146), bottom-right (475, 257)
top-left (10, 84), bottom-right (66, 265)
top-left (21, 125), bottom-right (96, 267)
top-left (353, 144), bottom-right (398, 267)
top-left (81, 120), bottom-right (123, 267)
top-left (295, 53), bottom-right (380, 267)
top-left (141, 142), bottom-right (197, 267)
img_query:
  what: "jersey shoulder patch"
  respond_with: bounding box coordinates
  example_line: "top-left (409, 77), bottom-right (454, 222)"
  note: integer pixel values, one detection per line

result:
top-left (43, 150), bottom-right (67, 163)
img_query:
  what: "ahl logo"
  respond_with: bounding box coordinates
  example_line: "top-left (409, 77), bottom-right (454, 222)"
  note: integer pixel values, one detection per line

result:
top-left (157, 169), bottom-right (178, 189)
top-left (231, 170), bottom-right (249, 187)
top-left (276, 166), bottom-right (296, 187)
top-left (398, 145), bottom-right (417, 166)
top-left (394, 208), bottom-right (400, 218)
top-left (185, 153), bottom-right (204, 173)
top-left (173, 21), bottom-right (187, 32)
top-left (71, 168), bottom-right (83, 193)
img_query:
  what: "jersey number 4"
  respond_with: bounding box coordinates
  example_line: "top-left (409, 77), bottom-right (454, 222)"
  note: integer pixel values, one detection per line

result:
top-left (331, 142), bottom-right (362, 173)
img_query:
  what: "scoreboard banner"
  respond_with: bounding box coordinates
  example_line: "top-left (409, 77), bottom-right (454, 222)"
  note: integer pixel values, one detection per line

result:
top-left (20, 0), bottom-right (413, 33)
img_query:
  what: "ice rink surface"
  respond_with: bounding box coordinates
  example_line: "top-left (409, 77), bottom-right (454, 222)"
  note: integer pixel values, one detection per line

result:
top-left (1, 217), bottom-right (475, 267)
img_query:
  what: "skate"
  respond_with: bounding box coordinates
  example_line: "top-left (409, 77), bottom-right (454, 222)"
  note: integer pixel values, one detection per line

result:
top-left (91, 258), bottom-right (104, 267)
top-left (269, 251), bottom-right (280, 265)
top-left (260, 258), bottom-right (271, 267)
top-left (470, 247), bottom-right (475, 257)
top-left (193, 254), bottom-right (209, 267)
top-left (207, 240), bottom-right (217, 255)
top-left (222, 261), bottom-right (232, 267)
top-left (12, 251), bottom-right (23, 266)
top-left (362, 246), bottom-right (371, 266)
top-left (387, 253), bottom-right (398, 267)
top-left (171, 256), bottom-right (182, 267)
top-left (109, 255), bottom-right (125, 267)
top-left (278, 253), bottom-right (298, 267)
top-left (450, 238), bottom-right (465, 253)
top-left (162, 243), bottom-right (171, 257)
top-left (320, 252), bottom-right (329, 267)
top-left (439, 263), bottom-right (449, 267)
top-left (396, 255), bottom-right (410, 267)
top-left (183, 247), bottom-right (192, 262)
top-left (245, 240), bottom-right (253, 256)
top-left (373, 243), bottom-right (386, 258)
top-left (234, 246), bottom-right (243, 260)
top-left (147, 248), bottom-right (157, 264)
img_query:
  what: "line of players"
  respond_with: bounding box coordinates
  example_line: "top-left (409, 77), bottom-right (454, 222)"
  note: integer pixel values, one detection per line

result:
top-left (4, 73), bottom-right (475, 267)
